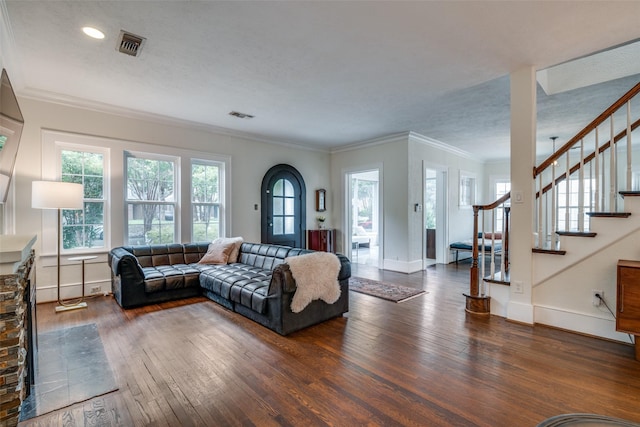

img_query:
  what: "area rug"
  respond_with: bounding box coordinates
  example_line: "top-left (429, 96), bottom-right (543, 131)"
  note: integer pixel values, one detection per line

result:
top-left (349, 277), bottom-right (426, 303)
top-left (19, 323), bottom-right (118, 421)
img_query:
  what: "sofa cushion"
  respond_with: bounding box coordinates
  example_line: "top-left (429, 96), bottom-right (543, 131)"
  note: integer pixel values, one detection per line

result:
top-left (142, 264), bottom-right (201, 293)
top-left (199, 240), bottom-right (235, 265)
top-left (199, 264), bottom-right (271, 313)
top-left (211, 237), bottom-right (244, 263)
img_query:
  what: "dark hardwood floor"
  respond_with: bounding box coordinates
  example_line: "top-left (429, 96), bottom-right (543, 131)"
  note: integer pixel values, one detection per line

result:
top-left (18, 261), bottom-right (640, 427)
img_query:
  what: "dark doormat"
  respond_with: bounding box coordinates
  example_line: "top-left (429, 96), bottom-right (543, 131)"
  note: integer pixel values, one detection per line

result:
top-left (19, 323), bottom-right (118, 421)
top-left (349, 277), bottom-right (427, 303)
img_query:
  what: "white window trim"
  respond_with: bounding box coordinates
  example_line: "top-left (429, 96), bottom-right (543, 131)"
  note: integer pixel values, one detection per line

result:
top-left (42, 130), bottom-right (232, 251)
top-left (124, 150), bottom-right (180, 245)
top-left (190, 158), bottom-right (226, 241)
top-left (41, 131), bottom-right (111, 257)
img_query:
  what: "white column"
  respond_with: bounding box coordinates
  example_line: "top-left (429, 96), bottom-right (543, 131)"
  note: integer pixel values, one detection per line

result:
top-left (507, 67), bottom-right (536, 324)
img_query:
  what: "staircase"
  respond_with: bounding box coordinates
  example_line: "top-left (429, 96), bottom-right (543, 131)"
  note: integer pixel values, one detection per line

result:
top-left (465, 81), bottom-right (640, 328)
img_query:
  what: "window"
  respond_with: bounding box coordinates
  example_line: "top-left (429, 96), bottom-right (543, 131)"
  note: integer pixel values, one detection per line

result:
top-left (272, 178), bottom-right (295, 235)
top-left (191, 160), bottom-right (223, 241)
top-left (494, 180), bottom-right (511, 232)
top-left (557, 178), bottom-right (594, 231)
top-left (61, 149), bottom-right (106, 251)
top-left (125, 152), bottom-right (177, 245)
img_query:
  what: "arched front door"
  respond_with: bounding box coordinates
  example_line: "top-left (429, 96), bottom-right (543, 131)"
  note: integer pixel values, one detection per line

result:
top-left (261, 164), bottom-right (306, 248)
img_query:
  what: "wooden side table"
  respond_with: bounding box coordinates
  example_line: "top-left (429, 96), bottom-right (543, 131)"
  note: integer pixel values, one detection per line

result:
top-left (308, 229), bottom-right (335, 253)
top-left (616, 259), bottom-right (640, 361)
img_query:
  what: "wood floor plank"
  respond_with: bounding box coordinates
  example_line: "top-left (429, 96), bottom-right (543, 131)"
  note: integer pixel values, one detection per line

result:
top-left (18, 261), bottom-right (640, 426)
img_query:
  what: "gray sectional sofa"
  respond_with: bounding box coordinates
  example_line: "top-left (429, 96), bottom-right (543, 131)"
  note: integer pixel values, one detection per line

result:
top-left (108, 242), bottom-right (350, 335)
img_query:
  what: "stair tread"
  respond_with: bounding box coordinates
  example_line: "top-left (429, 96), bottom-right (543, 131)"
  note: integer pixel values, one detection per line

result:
top-left (619, 191), bottom-right (640, 198)
top-left (532, 248), bottom-right (567, 255)
top-left (556, 231), bottom-right (597, 237)
top-left (585, 212), bottom-right (631, 218)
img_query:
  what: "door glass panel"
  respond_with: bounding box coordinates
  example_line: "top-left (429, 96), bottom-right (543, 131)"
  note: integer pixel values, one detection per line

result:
top-left (284, 179), bottom-right (293, 197)
top-left (284, 198), bottom-right (294, 215)
top-left (284, 217), bottom-right (294, 234)
top-left (273, 179), bottom-right (283, 196)
top-left (273, 197), bottom-right (283, 215)
top-left (273, 217), bottom-right (283, 235)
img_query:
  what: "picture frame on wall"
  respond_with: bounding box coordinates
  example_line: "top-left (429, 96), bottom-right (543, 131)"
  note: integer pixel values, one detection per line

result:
top-left (316, 189), bottom-right (326, 212)
top-left (459, 171), bottom-right (476, 208)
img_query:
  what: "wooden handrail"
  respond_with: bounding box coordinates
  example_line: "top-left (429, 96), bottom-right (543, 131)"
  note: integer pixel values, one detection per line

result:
top-left (535, 117), bottom-right (640, 198)
top-left (474, 191), bottom-right (511, 211)
top-left (534, 81), bottom-right (640, 178)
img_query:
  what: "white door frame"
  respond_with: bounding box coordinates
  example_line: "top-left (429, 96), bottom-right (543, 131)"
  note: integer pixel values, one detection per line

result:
top-left (423, 161), bottom-right (448, 268)
top-left (343, 164), bottom-right (383, 269)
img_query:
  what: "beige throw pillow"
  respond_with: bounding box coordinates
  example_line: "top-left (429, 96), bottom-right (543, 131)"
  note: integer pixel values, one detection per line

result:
top-left (199, 240), bottom-right (235, 265)
top-left (211, 237), bottom-right (244, 263)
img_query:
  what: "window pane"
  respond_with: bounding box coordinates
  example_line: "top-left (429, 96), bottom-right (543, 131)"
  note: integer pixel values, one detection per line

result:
top-left (127, 203), bottom-right (174, 245)
top-left (273, 217), bottom-right (283, 235)
top-left (127, 157), bottom-right (174, 202)
top-left (61, 148), bottom-right (106, 251)
top-left (284, 217), bottom-right (294, 234)
top-left (273, 197), bottom-right (283, 215)
top-left (273, 179), bottom-right (283, 196)
top-left (192, 204), bottom-right (219, 241)
top-left (285, 198), bottom-right (294, 215)
top-left (191, 160), bottom-right (223, 241)
top-left (84, 176), bottom-right (103, 199)
top-left (284, 179), bottom-right (293, 197)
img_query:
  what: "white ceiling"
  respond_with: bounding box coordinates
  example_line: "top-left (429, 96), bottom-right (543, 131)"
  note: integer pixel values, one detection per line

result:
top-left (3, 1), bottom-right (640, 161)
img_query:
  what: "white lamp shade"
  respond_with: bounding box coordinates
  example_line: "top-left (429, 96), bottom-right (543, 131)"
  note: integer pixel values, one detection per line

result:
top-left (32, 181), bottom-right (84, 209)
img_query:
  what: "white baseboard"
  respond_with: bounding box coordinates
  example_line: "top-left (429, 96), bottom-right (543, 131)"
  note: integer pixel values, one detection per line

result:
top-left (507, 300), bottom-right (534, 324)
top-left (382, 258), bottom-right (423, 273)
top-left (36, 279), bottom-right (111, 304)
top-left (534, 305), bottom-right (632, 343)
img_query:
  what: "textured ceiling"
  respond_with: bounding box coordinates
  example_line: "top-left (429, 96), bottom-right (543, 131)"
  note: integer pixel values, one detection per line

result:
top-left (3, 1), bottom-right (640, 161)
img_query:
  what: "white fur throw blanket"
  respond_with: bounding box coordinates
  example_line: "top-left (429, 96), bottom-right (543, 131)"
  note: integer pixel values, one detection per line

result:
top-left (285, 252), bottom-right (341, 313)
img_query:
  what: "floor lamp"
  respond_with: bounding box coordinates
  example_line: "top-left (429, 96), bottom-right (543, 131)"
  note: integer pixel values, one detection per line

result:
top-left (32, 181), bottom-right (86, 313)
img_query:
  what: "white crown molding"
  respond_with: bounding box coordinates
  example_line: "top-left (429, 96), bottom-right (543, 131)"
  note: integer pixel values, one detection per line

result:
top-left (18, 87), bottom-right (331, 154)
top-left (330, 131), bottom-right (412, 154)
top-left (407, 131), bottom-right (476, 160)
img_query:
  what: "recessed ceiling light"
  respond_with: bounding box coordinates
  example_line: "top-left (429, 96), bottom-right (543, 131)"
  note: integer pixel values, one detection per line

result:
top-left (82, 27), bottom-right (105, 40)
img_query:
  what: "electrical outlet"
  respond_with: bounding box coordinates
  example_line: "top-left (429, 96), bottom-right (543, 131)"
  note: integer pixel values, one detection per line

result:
top-left (90, 286), bottom-right (102, 295)
top-left (592, 290), bottom-right (604, 306)
top-left (513, 281), bottom-right (524, 294)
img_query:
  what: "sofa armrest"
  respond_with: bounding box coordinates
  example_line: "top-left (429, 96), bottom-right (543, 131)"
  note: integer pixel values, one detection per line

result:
top-left (269, 253), bottom-right (351, 296)
top-left (109, 247), bottom-right (144, 281)
top-left (271, 263), bottom-right (297, 294)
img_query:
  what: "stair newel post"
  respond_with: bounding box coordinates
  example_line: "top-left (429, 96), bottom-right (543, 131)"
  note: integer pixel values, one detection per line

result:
top-left (503, 206), bottom-right (510, 273)
top-left (464, 205), bottom-right (490, 315)
top-left (470, 205), bottom-right (479, 296)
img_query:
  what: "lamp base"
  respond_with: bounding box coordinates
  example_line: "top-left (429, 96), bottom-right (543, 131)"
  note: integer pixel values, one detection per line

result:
top-left (55, 301), bottom-right (88, 313)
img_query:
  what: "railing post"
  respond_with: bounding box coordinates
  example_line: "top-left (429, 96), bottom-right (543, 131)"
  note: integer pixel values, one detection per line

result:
top-left (503, 206), bottom-right (510, 271)
top-left (464, 205), bottom-right (490, 315)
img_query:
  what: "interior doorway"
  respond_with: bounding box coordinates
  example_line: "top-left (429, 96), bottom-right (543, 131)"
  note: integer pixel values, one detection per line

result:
top-left (346, 169), bottom-right (381, 268)
top-left (424, 165), bottom-right (447, 268)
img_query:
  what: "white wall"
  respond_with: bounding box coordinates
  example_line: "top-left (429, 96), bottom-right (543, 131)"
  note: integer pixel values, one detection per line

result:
top-left (330, 132), bottom-right (485, 273)
top-left (408, 133), bottom-right (485, 265)
top-left (330, 134), bottom-right (408, 269)
top-left (15, 97), bottom-right (331, 302)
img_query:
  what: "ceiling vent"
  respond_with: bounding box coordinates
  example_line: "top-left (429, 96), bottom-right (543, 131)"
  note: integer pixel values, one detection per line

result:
top-left (117, 30), bottom-right (146, 57)
top-left (229, 111), bottom-right (254, 119)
